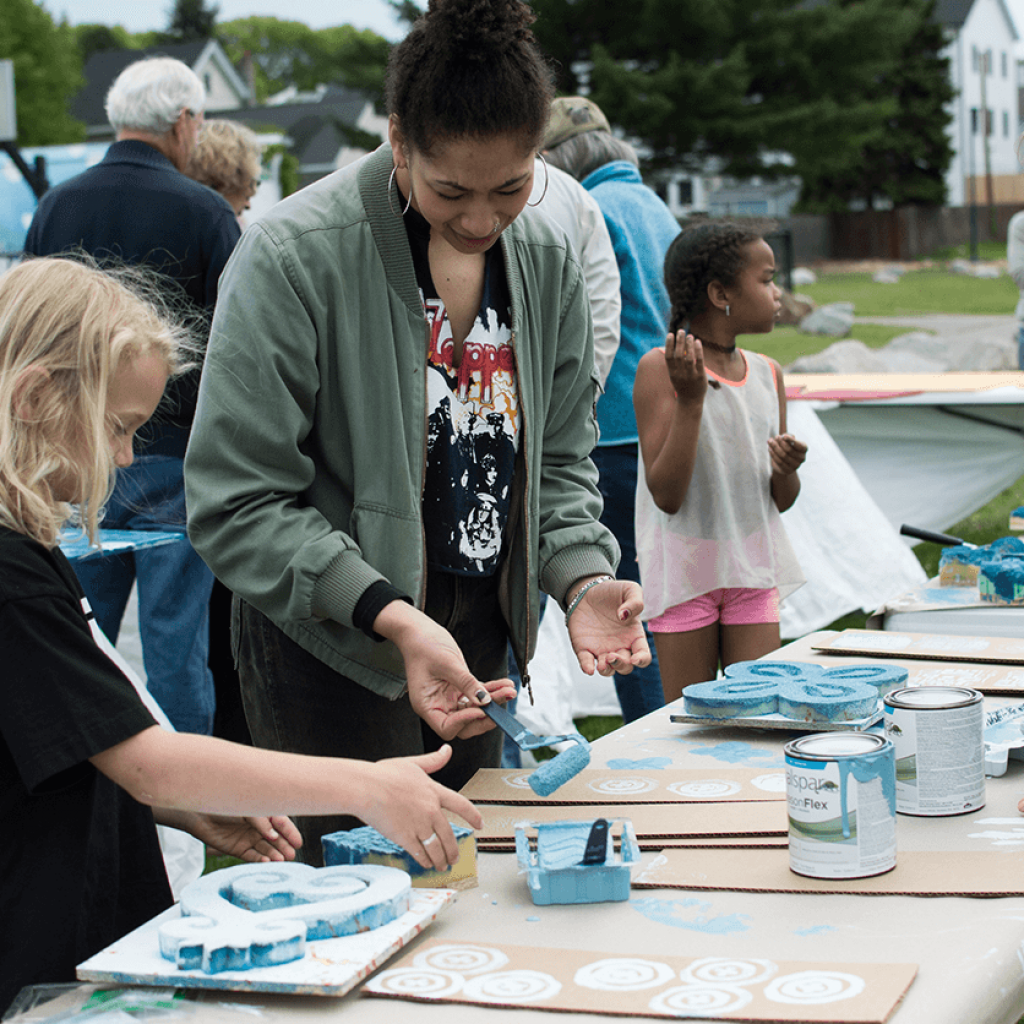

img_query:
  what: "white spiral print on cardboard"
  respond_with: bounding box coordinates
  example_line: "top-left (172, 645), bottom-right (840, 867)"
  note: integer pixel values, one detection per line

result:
top-left (764, 970), bottom-right (866, 1004)
top-left (504, 772), bottom-right (535, 790)
top-left (413, 944), bottom-right (509, 976)
top-left (587, 776), bottom-right (658, 796)
top-left (751, 772), bottom-right (787, 792)
top-left (650, 983), bottom-right (753, 1016)
top-left (573, 958), bottom-right (677, 991)
top-left (462, 970), bottom-right (562, 1003)
top-left (667, 780), bottom-right (741, 798)
top-left (370, 967), bottom-right (464, 997)
top-left (682, 957), bottom-right (778, 986)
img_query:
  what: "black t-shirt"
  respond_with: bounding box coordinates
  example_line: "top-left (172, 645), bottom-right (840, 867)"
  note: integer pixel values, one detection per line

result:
top-left (404, 206), bottom-right (520, 576)
top-left (0, 527), bottom-right (172, 1013)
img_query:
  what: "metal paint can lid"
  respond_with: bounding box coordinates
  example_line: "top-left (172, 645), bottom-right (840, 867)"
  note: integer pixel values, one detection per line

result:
top-left (883, 686), bottom-right (982, 711)
top-left (784, 731), bottom-right (889, 761)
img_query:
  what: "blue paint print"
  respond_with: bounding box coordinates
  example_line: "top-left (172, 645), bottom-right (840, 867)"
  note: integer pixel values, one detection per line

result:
top-left (836, 746), bottom-right (897, 837)
top-left (605, 757), bottom-right (673, 770)
top-left (630, 896), bottom-right (750, 934)
top-left (690, 741), bottom-right (781, 765)
top-left (794, 924), bottom-right (836, 936)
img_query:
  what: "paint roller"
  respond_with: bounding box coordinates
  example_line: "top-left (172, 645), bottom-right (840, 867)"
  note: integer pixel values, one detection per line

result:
top-left (481, 700), bottom-right (591, 796)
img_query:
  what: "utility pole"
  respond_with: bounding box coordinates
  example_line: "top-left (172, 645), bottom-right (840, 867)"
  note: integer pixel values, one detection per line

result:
top-left (0, 60), bottom-right (48, 201)
top-left (980, 50), bottom-right (995, 238)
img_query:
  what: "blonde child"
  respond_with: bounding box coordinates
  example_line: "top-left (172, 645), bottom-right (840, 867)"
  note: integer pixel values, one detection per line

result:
top-left (633, 223), bottom-right (807, 703)
top-left (0, 258), bottom-right (487, 1010)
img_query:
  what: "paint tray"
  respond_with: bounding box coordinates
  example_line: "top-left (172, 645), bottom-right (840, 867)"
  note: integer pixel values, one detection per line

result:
top-left (514, 818), bottom-right (640, 906)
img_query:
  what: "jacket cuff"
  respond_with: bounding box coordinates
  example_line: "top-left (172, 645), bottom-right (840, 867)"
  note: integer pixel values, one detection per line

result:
top-left (311, 550), bottom-right (387, 626)
top-left (543, 544), bottom-right (619, 612)
top-left (353, 581), bottom-right (413, 641)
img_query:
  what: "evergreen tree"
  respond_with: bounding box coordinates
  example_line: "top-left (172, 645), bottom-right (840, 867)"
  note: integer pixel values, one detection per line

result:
top-left (164, 0), bottom-right (219, 43)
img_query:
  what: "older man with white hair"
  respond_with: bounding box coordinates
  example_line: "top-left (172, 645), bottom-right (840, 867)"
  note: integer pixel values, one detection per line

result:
top-left (24, 57), bottom-right (240, 736)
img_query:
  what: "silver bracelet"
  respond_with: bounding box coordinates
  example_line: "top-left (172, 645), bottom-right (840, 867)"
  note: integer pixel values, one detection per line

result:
top-left (565, 575), bottom-right (615, 623)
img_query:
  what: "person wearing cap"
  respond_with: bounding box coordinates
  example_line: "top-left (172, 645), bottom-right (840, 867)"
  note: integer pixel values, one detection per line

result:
top-left (544, 96), bottom-right (682, 723)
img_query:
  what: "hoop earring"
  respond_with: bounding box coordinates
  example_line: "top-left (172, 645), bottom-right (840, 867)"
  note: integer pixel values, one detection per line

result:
top-left (527, 153), bottom-right (549, 207)
top-left (388, 165), bottom-right (413, 217)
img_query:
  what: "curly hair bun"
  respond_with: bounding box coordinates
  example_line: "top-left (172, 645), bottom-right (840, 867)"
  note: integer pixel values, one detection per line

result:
top-left (426, 0), bottom-right (536, 62)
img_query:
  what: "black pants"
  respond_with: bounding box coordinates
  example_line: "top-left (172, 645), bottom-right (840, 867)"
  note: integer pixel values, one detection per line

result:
top-left (237, 569), bottom-right (507, 865)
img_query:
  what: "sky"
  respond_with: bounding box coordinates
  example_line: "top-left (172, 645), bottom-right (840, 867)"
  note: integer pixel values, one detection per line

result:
top-left (52, 0), bottom-right (406, 40)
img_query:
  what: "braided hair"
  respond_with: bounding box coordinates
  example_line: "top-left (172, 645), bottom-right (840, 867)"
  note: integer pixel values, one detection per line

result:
top-left (664, 222), bottom-right (766, 333)
top-left (386, 0), bottom-right (554, 155)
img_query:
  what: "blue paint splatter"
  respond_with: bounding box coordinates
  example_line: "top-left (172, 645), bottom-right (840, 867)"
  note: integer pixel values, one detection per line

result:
top-left (526, 916), bottom-right (540, 922)
top-left (606, 757), bottom-right (673, 770)
top-left (630, 896), bottom-right (750, 934)
top-left (794, 925), bottom-right (836, 936)
top-left (689, 741), bottom-right (780, 765)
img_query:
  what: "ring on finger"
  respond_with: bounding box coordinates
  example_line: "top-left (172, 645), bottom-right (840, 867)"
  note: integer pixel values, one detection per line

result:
top-left (422, 833), bottom-right (439, 847)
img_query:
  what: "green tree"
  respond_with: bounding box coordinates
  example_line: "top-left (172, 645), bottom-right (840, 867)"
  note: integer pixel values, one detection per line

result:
top-left (72, 24), bottom-right (139, 64)
top-left (530, 0), bottom-right (953, 210)
top-left (217, 17), bottom-right (390, 105)
top-left (0, 0), bottom-right (84, 145)
top-left (163, 0), bottom-right (220, 43)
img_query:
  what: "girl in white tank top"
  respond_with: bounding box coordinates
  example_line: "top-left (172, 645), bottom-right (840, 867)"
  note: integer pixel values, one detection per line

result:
top-left (633, 224), bottom-right (807, 703)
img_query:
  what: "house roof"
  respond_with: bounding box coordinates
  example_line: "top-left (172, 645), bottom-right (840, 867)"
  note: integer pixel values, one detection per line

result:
top-left (933, 0), bottom-right (1019, 38)
top-left (228, 86), bottom-right (382, 168)
top-left (71, 40), bottom-right (252, 129)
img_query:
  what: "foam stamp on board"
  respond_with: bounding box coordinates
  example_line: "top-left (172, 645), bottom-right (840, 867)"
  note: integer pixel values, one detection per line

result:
top-left (158, 863), bottom-right (411, 974)
top-left (322, 825), bottom-right (478, 890)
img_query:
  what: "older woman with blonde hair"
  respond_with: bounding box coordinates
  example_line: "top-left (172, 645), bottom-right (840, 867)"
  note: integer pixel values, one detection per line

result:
top-left (186, 119), bottom-right (263, 221)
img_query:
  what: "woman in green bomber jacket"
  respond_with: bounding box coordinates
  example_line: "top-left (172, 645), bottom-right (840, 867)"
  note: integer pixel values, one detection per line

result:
top-left (184, 0), bottom-right (651, 864)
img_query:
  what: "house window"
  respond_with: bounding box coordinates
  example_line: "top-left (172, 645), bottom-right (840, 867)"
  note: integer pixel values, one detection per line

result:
top-left (971, 108), bottom-right (994, 135)
top-left (1002, 52), bottom-right (1008, 78)
top-left (204, 73), bottom-right (212, 93)
top-left (1005, 110), bottom-right (1011, 137)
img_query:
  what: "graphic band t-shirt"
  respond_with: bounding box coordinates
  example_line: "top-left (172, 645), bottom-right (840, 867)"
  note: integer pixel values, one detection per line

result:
top-left (405, 206), bottom-right (520, 576)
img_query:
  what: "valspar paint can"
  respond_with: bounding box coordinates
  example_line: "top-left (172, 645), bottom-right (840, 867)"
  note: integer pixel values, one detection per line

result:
top-left (882, 686), bottom-right (985, 816)
top-left (784, 732), bottom-right (896, 879)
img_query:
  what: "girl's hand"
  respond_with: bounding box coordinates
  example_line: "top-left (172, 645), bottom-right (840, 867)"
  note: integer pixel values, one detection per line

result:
top-left (188, 812), bottom-right (303, 862)
top-left (664, 330), bottom-right (707, 406)
top-left (566, 578), bottom-right (651, 676)
top-left (768, 433), bottom-right (807, 475)
top-left (357, 745), bottom-right (484, 871)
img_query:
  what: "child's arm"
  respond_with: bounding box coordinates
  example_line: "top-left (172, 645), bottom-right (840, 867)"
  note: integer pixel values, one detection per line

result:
top-left (634, 331), bottom-right (706, 515)
top-left (91, 733), bottom-right (482, 871)
top-left (155, 809), bottom-right (303, 863)
top-left (767, 358), bottom-right (806, 513)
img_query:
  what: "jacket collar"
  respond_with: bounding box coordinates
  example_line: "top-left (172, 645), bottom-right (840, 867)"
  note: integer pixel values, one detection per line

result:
top-left (581, 160), bottom-right (642, 191)
top-left (101, 139), bottom-right (178, 172)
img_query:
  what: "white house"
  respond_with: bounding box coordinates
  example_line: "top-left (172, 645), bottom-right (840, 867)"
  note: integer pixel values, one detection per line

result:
top-left (939, 0), bottom-right (1022, 205)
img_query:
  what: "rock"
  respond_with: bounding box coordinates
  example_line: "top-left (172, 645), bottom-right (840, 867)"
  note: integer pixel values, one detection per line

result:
top-left (799, 301), bottom-right (855, 337)
top-left (872, 269), bottom-right (902, 284)
top-left (786, 339), bottom-right (890, 374)
top-left (948, 258), bottom-right (1002, 278)
top-left (777, 290), bottom-right (815, 325)
top-left (972, 265), bottom-right (1002, 279)
top-left (792, 267), bottom-right (817, 286)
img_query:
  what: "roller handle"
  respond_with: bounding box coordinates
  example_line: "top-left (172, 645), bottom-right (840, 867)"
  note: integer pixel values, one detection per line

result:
top-left (899, 524), bottom-right (968, 547)
top-left (581, 818), bottom-right (609, 865)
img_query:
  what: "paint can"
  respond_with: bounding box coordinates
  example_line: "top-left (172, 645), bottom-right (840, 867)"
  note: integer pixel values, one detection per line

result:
top-left (882, 686), bottom-right (985, 816)
top-left (784, 732), bottom-right (896, 879)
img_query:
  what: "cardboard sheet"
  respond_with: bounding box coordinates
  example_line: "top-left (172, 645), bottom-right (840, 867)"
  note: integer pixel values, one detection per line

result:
top-left (812, 629), bottom-right (1024, 664)
top-left (363, 938), bottom-right (918, 1023)
top-left (634, 848), bottom-right (1024, 897)
top-left (474, 802), bottom-right (787, 843)
top-left (462, 767), bottom-right (786, 804)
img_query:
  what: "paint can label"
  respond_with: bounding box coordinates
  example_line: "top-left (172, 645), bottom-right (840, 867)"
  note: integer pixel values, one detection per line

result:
top-left (784, 732), bottom-right (896, 879)
top-left (883, 686), bottom-right (984, 816)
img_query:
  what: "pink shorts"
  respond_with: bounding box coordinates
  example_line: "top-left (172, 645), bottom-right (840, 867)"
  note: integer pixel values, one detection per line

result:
top-left (649, 587), bottom-right (780, 633)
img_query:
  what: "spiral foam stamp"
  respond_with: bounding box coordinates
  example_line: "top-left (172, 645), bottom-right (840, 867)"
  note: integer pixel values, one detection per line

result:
top-left (158, 863), bottom-right (411, 974)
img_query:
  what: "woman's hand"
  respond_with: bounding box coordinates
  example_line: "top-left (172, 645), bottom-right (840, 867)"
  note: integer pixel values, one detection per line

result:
top-left (567, 578), bottom-right (651, 676)
top-left (374, 600), bottom-right (516, 740)
top-left (182, 812), bottom-right (303, 862)
top-left (664, 330), bottom-right (707, 406)
top-left (356, 744), bottom-right (484, 871)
